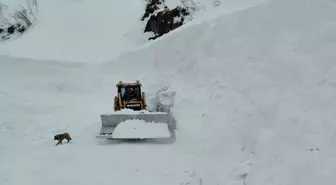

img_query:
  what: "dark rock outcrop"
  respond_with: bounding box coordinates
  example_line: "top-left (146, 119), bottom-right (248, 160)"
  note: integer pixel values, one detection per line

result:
top-left (0, 3), bottom-right (35, 42)
top-left (142, 0), bottom-right (190, 40)
top-left (0, 23), bottom-right (28, 41)
top-left (7, 25), bottom-right (15, 34)
top-left (141, 0), bottom-right (165, 21)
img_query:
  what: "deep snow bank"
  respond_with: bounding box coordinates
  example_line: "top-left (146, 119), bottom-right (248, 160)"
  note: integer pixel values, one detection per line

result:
top-left (101, 0), bottom-right (336, 184)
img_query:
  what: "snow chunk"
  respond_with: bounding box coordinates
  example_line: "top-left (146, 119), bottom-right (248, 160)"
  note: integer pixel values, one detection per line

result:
top-left (113, 119), bottom-right (170, 139)
top-left (105, 108), bottom-right (168, 115)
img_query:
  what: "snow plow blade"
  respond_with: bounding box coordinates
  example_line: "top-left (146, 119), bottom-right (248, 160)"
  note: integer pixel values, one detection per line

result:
top-left (97, 111), bottom-right (173, 139)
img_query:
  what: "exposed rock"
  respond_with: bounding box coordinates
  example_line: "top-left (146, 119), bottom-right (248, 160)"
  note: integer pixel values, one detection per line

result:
top-left (7, 25), bottom-right (15, 34)
top-left (0, 23), bottom-right (29, 41)
top-left (142, 0), bottom-right (190, 40)
top-left (141, 0), bottom-right (165, 21)
top-left (0, 2), bottom-right (36, 42)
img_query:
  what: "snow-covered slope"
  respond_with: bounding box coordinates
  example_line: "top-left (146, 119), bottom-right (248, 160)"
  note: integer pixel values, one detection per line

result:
top-left (100, 0), bottom-right (336, 183)
top-left (104, 0), bottom-right (336, 183)
top-left (0, 0), bottom-right (147, 62)
top-left (0, 0), bottom-right (266, 63)
top-left (1, 0), bottom-right (336, 185)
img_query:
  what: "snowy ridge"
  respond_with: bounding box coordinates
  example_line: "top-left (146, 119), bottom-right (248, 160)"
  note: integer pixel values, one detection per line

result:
top-left (1, 0), bottom-right (336, 185)
top-left (0, 0), bottom-right (266, 63)
top-left (0, 0), bottom-right (148, 62)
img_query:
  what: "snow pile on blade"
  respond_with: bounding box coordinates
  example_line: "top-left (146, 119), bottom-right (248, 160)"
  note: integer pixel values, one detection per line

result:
top-left (103, 108), bottom-right (167, 115)
top-left (112, 119), bottom-right (170, 139)
top-left (155, 86), bottom-right (176, 112)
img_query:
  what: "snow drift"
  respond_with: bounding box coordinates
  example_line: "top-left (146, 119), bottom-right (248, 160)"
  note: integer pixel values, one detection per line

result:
top-left (101, 0), bottom-right (336, 184)
top-left (1, 0), bottom-right (336, 185)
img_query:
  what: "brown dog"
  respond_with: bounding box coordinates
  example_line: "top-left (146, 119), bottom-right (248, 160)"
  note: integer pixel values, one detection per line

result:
top-left (54, 132), bottom-right (71, 146)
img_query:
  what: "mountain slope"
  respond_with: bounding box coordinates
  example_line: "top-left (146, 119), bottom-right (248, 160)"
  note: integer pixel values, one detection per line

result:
top-left (102, 0), bottom-right (336, 184)
top-left (1, 0), bottom-right (336, 185)
top-left (0, 0), bottom-right (147, 62)
top-left (0, 0), bottom-right (266, 63)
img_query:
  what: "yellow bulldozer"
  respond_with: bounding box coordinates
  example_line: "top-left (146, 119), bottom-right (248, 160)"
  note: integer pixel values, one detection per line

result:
top-left (97, 80), bottom-right (175, 140)
top-left (113, 80), bottom-right (147, 111)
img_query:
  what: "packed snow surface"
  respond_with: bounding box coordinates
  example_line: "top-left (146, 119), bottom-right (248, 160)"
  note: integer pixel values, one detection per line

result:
top-left (1, 0), bottom-right (336, 185)
top-left (112, 119), bottom-right (170, 139)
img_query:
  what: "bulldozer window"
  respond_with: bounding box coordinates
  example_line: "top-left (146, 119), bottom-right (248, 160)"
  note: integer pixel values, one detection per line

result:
top-left (120, 86), bottom-right (141, 100)
top-left (120, 87), bottom-right (126, 97)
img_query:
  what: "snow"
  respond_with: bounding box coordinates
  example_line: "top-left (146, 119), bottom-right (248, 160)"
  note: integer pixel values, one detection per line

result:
top-left (1, 0), bottom-right (336, 185)
top-left (102, 108), bottom-right (168, 115)
top-left (0, 0), bottom-right (265, 63)
top-left (112, 119), bottom-right (170, 139)
top-left (0, 0), bottom-right (148, 62)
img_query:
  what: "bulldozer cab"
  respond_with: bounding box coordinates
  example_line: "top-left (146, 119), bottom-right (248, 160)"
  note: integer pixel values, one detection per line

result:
top-left (117, 81), bottom-right (142, 101)
top-left (119, 85), bottom-right (141, 100)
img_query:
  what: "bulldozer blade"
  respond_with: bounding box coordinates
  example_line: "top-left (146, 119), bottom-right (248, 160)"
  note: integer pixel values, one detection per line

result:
top-left (97, 112), bottom-right (173, 139)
